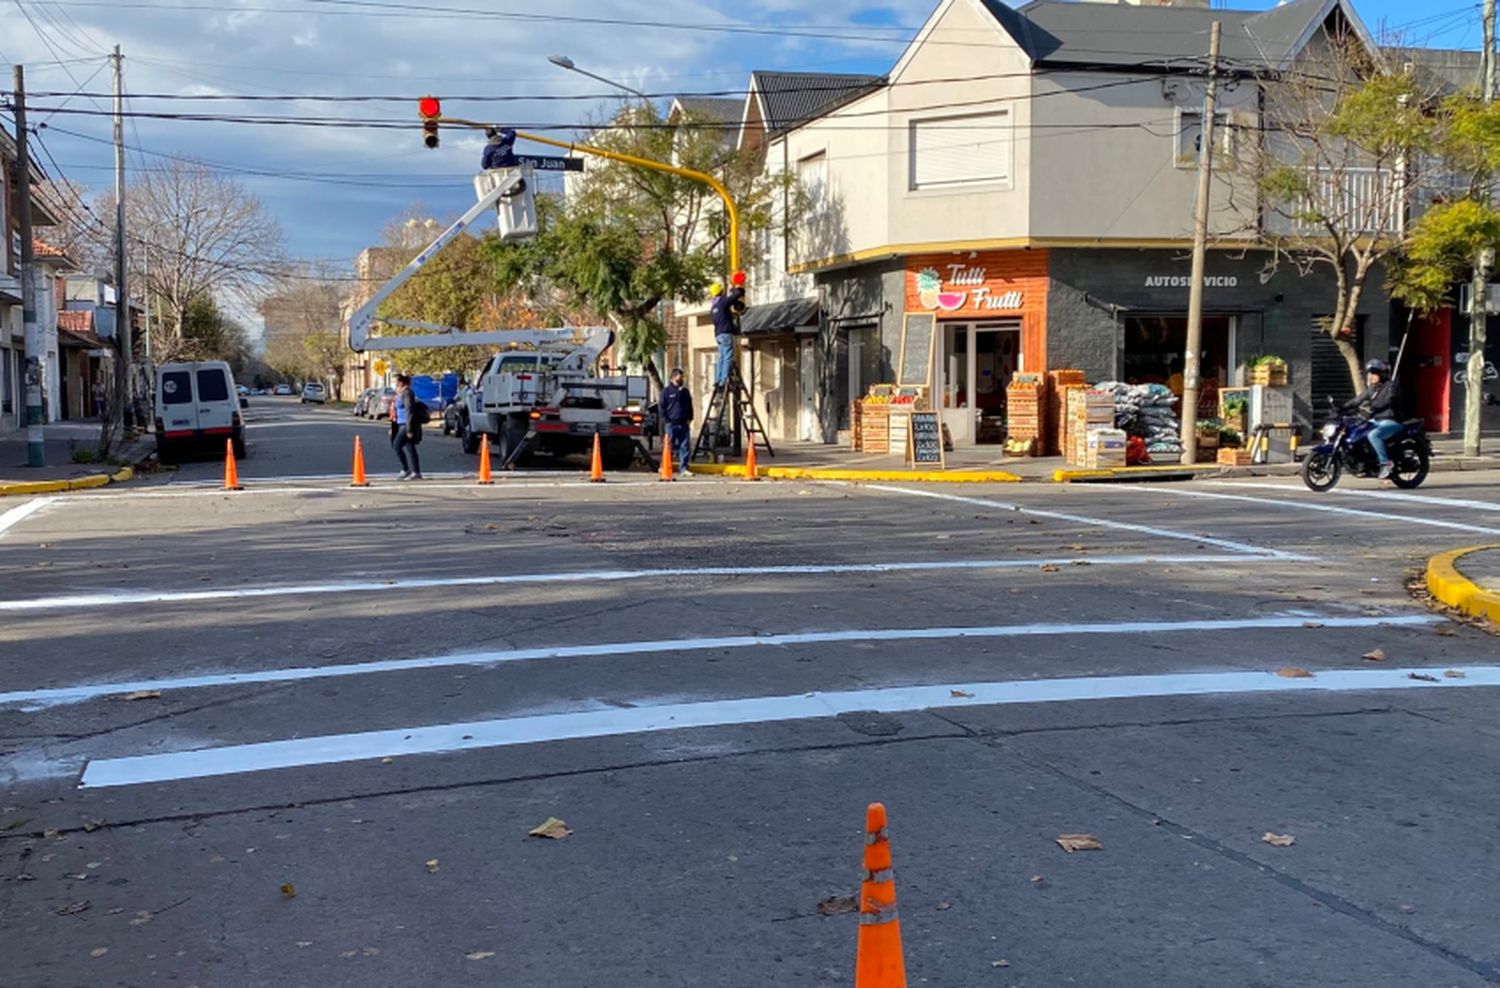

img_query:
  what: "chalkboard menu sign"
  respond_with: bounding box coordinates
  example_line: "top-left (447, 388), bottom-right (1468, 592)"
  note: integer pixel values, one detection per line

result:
top-left (907, 410), bottom-right (945, 468)
top-left (898, 313), bottom-right (935, 388)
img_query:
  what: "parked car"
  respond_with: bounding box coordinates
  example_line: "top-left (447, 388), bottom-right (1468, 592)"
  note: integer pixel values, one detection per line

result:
top-left (369, 387), bottom-right (396, 419)
top-left (154, 360), bottom-right (246, 464)
top-left (442, 390), bottom-right (469, 436)
top-left (301, 382), bottom-right (326, 404)
top-left (274, 383), bottom-right (294, 396)
top-left (353, 387), bottom-right (378, 416)
top-left (236, 384), bottom-right (250, 396)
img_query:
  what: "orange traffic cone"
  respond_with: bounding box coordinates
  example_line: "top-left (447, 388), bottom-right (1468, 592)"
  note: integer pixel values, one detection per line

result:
top-left (744, 437), bottom-right (760, 481)
top-left (477, 439), bottom-right (494, 485)
top-left (222, 438), bottom-right (243, 492)
top-left (350, 436), bottom-right (369, 487)
top-left (659, 438), bottom-right (674, 482)
top-left (854, 802), bottom-right (906, 988)
top-left (588, 433), bottom-right (605, 483)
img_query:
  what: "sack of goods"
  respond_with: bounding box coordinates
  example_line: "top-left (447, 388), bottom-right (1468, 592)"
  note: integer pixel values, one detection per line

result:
top-left (1095, 381), bottom-right (1183, 457)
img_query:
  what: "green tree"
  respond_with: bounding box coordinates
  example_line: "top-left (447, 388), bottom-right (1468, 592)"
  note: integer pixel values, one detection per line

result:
top-left (1248, 38), bottom-right (1436, 392)
top-left (377, 228), bottom-right (499, 375)
top-left (484, 103), bottom-right (804, 388)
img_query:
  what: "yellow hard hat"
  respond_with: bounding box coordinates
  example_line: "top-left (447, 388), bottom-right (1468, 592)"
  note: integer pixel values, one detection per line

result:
top-left (709, 282), bottom-right (723, 296)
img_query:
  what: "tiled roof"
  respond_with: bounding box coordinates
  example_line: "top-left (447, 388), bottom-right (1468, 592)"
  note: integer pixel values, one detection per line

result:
top-left (750, 71), bottom-right (884, 135)
top-left (58, 310), bottom-right (94, 333)
top-left (670, 96), bottom-right (742, 123)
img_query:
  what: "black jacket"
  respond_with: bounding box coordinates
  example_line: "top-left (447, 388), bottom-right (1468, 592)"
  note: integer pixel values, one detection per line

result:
top-left (710, 287), bottom-right (746, 336)
top-left (1343, 379), bottom-right (1399, 421)
top-left (659, 383), bottom-right (694, 424)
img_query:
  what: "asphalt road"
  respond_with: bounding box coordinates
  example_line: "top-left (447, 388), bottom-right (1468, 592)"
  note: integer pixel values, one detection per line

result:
top-left (4, 398), bottom-right (1500, 987)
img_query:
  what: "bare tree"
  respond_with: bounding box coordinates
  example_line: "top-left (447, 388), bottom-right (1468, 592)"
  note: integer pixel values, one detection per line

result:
top-left (1234, 31), bottom-right (1436, 392)
top-left (260, 267), bottom-right (348, 397)
top-left (120, 159), bottom-right (286, 339)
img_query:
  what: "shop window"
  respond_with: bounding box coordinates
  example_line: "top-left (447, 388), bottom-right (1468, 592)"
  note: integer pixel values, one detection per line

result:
top-left (1122, 315), bottom-right (1232, 396)
top-left (909, 110), bottom-right (1012, 190)
top-left (1176, 110), bottom-right (1232, 169)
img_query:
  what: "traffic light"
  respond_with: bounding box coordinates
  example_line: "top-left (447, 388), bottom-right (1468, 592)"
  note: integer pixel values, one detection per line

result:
top-left (418, 95), bottom-right (441, 149)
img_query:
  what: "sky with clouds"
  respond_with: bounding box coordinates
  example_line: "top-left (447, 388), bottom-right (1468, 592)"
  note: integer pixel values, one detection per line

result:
top-left (0, 0), bottom-right (1484, 273)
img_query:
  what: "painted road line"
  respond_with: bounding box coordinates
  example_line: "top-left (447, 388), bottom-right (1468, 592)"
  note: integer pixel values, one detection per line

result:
top-left (1151, 487), bottom-right (1500, 537)
top-left (63, 479), bottom-right (665, 502)
top-left (0, 553), bottom-right (1274, 614)
top-left (77, 663), bottom-right (1500, 788)
top-left (2, 613), bottom-right (1442, 709)
top-left (0, 497), bottom-right (56, 539)
top-left (165, 469), bottom-right (580, 486)
top-left (1205, 480), bottom-right (1500, 515)
top-left (864, 483), bottom-right (1304, 560)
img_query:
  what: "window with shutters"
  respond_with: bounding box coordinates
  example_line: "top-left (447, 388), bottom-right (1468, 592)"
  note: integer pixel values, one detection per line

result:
top-left (909, 110), bottom-right (1012, 191)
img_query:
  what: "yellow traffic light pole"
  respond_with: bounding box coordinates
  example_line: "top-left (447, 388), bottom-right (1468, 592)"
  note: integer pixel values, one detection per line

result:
top-left (438, 116), bottom-right (739, 275)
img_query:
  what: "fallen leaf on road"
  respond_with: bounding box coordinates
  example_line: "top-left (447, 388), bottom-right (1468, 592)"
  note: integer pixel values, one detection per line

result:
top-left (379, 757), bottom-right (393, 765)
top-left (950, 689), bottom-right (975, 699)
top-left (817, 895), bottom-right (858, 916)
top-left (465, 951), bottom-right (496, 960)
top-left (991, 959), bottom-right (1011, 968)
top-left (295, 940), bottom-right (313, 947)
top-left (1408, 673), bottom-right (1440, 683)
top-left (1444, 670), bottom-right (1466, 679)
top-left (128, 911), bottom-right (152, 926)
top-left (89, 948), bottom-right (108, 958)
top-left (1399, 904), bottom-right (1417, 914)
top-left (935, 901), bottom-right (952, 911)
top-left (1301, 622), bottom-right (1324, 629)
top-left (1262, 832), bottom-right (1296, 847)
top-left (1361, 648), bottom-right (1387, 662)
top-left (1055, 834), bottom-right (1102, 853)
top-left (279, 883), bottom-right (296, 898)
top-left (1435, 626), bottom-right (1457, 637)
top-left (528, 817), bottom-right (572, 840)
top-left (82, 819), bottom-right (104, 832)
top-left (111, 690), bottom-right (161, 701)
top-left (1039, 564), bottom-right (1060, 573)
top-left (54, 900), bottom-right (90, 915)
top-left (425, 859), bottom-right (439, 873)
top-left (1276, 667), bottom-right (1314, 679)
top-left (1030, 875), bottom-right (1047, 888)
top-left (42, 828), bottom-right (60, 839)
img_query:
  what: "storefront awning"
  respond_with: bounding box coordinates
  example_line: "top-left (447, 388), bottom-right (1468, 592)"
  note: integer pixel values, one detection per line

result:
top-left (740, 297), bottom-right (818, 337)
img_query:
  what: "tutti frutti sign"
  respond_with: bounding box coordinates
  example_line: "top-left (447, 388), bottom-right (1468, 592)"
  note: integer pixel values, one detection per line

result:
top-left (914, 263), bottom-right (1024, 313)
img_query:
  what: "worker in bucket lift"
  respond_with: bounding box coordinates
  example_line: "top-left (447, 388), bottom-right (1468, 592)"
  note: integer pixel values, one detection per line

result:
top-left (482, 127), bottom-right (518, 170)
top-left (710, 271), bottom-right (747, 388)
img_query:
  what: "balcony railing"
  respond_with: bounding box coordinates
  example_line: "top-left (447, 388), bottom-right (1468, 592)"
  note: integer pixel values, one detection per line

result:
top-left (1263, 165), bottom-right (1404, 238)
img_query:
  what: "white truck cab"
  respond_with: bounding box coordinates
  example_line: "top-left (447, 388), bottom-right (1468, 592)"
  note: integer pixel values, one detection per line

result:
top-left (154, 360), bottom-right (246, 464)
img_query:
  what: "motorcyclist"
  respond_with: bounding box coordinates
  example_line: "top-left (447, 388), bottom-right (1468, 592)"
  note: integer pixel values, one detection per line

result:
top-left (1341, 359), bottom-right (1401, 479)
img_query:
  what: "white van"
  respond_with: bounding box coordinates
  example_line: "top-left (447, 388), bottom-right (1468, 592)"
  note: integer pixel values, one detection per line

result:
top-left (154, 360), bottom-right (247, 464)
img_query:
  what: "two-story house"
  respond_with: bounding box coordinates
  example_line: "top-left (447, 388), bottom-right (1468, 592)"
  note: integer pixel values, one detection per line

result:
top-left (762, 0), bottom-right (1393, 446)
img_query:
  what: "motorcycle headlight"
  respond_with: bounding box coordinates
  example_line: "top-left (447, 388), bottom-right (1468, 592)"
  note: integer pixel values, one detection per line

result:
top-left (1321, 423), bottom-right (1337, 440)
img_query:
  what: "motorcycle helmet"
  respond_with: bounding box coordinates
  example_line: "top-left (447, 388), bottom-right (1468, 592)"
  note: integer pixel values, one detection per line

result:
top-left (1365, 359), bottom-right (1389, 376)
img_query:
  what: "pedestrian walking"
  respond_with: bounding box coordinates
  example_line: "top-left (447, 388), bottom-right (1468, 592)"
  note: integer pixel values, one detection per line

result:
top-left (659, 368), bottom-right (694, 476)
top-left (391, 373), bottom-right (424, 480)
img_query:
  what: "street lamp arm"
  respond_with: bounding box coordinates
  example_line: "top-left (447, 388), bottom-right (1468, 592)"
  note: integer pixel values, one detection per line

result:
top-left (441, 115), bottom-right (740, 276)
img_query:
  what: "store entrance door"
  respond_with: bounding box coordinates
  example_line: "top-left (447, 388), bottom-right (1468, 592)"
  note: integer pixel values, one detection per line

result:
top-left (939, 320), bottom-right (1021, 444)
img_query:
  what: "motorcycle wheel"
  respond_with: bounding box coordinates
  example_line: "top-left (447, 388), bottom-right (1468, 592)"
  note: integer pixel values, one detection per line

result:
top-left (1300, 450), bottom-right (1342, 492)
top-left (1389, 443), bottom-right (1430, 489)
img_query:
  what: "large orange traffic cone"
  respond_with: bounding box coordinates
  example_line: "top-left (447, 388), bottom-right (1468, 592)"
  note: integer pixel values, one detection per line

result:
top-left (659, 438), bottom-right (674, 481)
top-left (222, 438), bottom-right (243, 492)
top-left (350, 436), bottom-right (369, 487)
top-left (854, 802), bottom-right (906, 988)
top-left (588, 433), bottom-right (605, 483)
top-left (744, 437), bottom-right (760, 481)
top-left (477, 439), bottom-right (494, 485)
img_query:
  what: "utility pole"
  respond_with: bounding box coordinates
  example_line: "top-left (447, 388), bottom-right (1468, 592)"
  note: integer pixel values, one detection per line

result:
top-left (14, 66), bottom-right (44, 467)
top-left (112, 45), bottom-right (134, 440)
top-left (1465, 0), bottom-right (1497, 458)
top-left (1180, 21), bottom-right (1221, 466)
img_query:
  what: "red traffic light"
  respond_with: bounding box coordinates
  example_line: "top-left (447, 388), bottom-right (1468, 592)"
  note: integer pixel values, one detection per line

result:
top-left (418, 96), bottom-right (441, 119)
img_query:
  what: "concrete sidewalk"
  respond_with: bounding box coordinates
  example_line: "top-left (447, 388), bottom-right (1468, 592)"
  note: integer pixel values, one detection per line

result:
top-left (700, 437), bottom-right (1499, 483)
top-left (1428, 545), bottom-right (1500, 625)
top-left (0, 421), bottom-right (154, 495)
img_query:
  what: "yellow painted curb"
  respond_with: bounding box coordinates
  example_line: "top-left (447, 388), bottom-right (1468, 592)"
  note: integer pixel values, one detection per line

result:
top-left (1426, 545), bottom-right (1500, 624)
top-left (688, 464), bottom-right (1023, 483)
top-left (0, 479), bottom-right (71, 497)
top-left (1052, 464), bottom-right (1226, 483)
top-left (110, 466), bottom-right (134, 483)
top-left (67, 474), bottom-right (111, 491)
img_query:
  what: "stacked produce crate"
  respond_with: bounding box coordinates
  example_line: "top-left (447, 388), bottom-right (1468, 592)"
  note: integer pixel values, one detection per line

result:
top-left (1048, 369), bottom-right (1087, 456)
top-left (1004, 372), bottom-right (1045, 455)
top-left (1065, 388), bottom-right (1116, 466)
top-left (1085, 428), bottom-right (1128, 468)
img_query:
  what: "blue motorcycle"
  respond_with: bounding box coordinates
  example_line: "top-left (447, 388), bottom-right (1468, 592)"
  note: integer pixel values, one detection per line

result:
top-left (1300, 397), bottom-right (1430, 491)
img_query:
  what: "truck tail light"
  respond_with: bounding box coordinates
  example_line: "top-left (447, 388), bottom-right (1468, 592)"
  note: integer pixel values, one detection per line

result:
top-left (529, 410), bottom-right (541, 420)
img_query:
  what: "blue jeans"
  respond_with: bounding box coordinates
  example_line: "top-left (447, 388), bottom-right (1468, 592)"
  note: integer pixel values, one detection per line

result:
top-left (715, 333), bottom-right (734, 384)
top-left (1366, 419), bottom-right (1402, 464)
top-left (393, 430), bottom-right (421, 475)
top-left (667, 422), bottom-right (691, 470)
